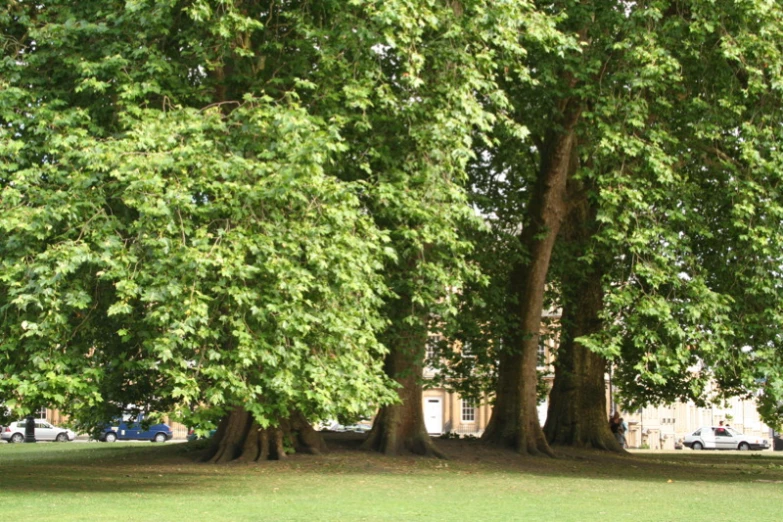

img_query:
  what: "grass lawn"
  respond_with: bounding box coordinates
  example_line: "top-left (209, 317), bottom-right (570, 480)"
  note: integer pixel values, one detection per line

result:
top-left (1, 437), bottom-right (781, 521)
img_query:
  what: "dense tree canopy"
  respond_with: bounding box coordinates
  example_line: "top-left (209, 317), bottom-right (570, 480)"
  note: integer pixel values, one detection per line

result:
top-left (1, 0), bottom-right (405, 432)
top-left (440, 0), bottom-right (783, 449)
top-left (581, 0), bottom-right (783, 427)
top-left (2, 0), bottom-right (783, 457)
top-left (0, 0), bottom-right (556, 450)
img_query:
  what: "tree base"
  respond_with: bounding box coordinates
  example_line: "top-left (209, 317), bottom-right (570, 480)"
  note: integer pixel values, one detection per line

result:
top-left (361, 412), bottom-right (445, 458)
top-left (202, 408), bottom-right (327, 463)
top-left (481, 418), bottom-right (556, 457)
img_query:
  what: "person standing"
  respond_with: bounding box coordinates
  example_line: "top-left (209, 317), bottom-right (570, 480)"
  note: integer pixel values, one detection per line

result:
top-left (610, 411), bottom-right (620, 432)
top-left (617, 417), bottom-right (628, 448)
top-left (609, 411), bottom-right (626, 448)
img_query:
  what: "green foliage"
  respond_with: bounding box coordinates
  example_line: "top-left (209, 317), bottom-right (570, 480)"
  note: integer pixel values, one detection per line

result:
top-left (579, 1), bottom-right (783, 424)
top-left (0, 94), bottom-right (394, 427)
top-left (440, 0), bottom-right (783, 430)
top-left (282, 433), bottom-right (297, 456)
top-left (4, 0), bottom-right (783, 435)
top-left (0, 1), bottom-right (547, 431)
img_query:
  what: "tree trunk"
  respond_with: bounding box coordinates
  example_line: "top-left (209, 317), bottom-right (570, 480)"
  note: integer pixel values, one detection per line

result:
top-left (202, 408), bottom-right (327, 463)
top-left (543, 167), bottom-right (622, 451)
top-left (362, 316), bottom-right (444, 457)
top-left (482, 99), bottom-right (581, 456)
top-left (544, 264), bottom-right (621, 450)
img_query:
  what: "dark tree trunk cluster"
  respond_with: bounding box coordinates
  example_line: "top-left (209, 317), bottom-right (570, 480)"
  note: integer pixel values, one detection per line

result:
top-left (203, 408), bottom-right (327, 463)
top-left (543, 168), bottom-right (622, 451)
top-left (544, 267), bottom-right (620, 450)
top-left (482, 99), bottom-right (581, 456)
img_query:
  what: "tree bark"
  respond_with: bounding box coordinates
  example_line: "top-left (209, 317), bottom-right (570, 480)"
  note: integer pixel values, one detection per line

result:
top-left (202, 408), bottom-right (327, 463)
top-left (363, 308), bottom-right (444, 457)
top-left (543, 166), bottom-right (622, 451)
top-left (543, 175), bottom-right (622, 450)
top-left (482, 98), bottom-right (581, 456)
top-left (544, 263), bottom-right (621, 450)
top-left (544, 279), bottom-right (619, 450)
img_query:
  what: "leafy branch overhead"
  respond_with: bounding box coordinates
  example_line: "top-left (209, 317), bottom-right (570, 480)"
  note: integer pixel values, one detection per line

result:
top-left (0, 0), bottom-right (544, 439)
top-left (2, 0), bottom-right (783, 449)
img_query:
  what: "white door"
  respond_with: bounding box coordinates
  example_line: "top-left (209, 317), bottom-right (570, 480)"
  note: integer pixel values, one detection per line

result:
top-left (424, 398), bottom-right (443, 435)
top-left (700, 428), bottom-right (717, 449)
top-left (36, 421), bottom-right (56, 441)
top-left (715, 427), bottom-right (734, 450)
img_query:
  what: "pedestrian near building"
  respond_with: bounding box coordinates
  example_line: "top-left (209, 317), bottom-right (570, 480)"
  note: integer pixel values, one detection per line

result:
top-left (617, 417), bottom-right (628, 448)
top-left (610, 412), bottom-right (627, 448)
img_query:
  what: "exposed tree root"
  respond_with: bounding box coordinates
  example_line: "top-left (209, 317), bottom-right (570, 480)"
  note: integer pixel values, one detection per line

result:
top-left (362, 409), bottom-right (445, 458)
top-left (202, 408), bottom-right (327, 463)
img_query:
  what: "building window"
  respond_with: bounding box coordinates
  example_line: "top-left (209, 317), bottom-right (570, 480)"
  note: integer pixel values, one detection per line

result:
top-left (537, 339), bottom-right (546, 367)
top-left (461, 400), bottom-right (476, 423)
top-left (36, 407), bottom-right (47, 420)
top-left (425, 336), bottom-right (438, 364)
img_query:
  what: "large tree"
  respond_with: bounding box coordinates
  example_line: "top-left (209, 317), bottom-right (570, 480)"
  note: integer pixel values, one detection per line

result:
top-left (0, 72), bottom-right (397, 460)
top-left (548, 0), bottom-right (783, 440)
top-left (566, 1), bottom-right (783, 430)
top-left (447, 0), bottom-right (783, 454)
top-left (0, 0), bottom-right (539, 460)
top-left (452, 0), bottom-right (587, 456)
top-left (543, 177), bottom-right (619, 450)
top-left (359, 0), bottom-right (563, 457)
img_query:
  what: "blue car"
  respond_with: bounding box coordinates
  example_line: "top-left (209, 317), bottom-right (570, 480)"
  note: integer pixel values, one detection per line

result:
top-left (100, 414), bottom-right (173, 443)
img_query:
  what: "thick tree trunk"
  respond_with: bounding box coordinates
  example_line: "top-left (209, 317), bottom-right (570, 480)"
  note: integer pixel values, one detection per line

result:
top-left (484, 340), bottom-right (553, 455)
top-left (482, 99), bottom-right (581, 456)
top-left (362, 350), bottom-right (444, 457)
top-left (202, 408), bottom-right (327, 463)
top-left (363, 315), bottom-right (444, 457)
top-left (544, 266), bottom-right (620, 450)
top-left (543, 170), bottom-right (621, 451)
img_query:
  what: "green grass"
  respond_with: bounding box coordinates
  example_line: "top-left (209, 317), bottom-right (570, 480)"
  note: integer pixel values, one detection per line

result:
top-left (1, 440), bottom-right (781, 521)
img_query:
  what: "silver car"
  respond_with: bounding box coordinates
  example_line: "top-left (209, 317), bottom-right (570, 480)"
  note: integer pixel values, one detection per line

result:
top-left (684, 426), bottom-right (769, 451)
top-left (1, 420), bottom-right (76, 443)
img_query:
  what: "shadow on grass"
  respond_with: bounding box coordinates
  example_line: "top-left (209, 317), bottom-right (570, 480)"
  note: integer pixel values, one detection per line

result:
top-left (0, 437), bottom-right (781, 494)
top-left (0, 442), bottom-right (222, 494)
top-left (543, 445), bottom-right (783, 485)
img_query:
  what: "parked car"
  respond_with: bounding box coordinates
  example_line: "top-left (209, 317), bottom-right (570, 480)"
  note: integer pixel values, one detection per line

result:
top-left (329, 423), bottom-right (372, 433)
top-left (99, 414), bottom-right (173, 443)
top-left (683, 426), bottom-right (770, 451)
top-left (1, 420), bottom-right (76, 443)
top-left (186, 428), bottom-right (216, 442)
